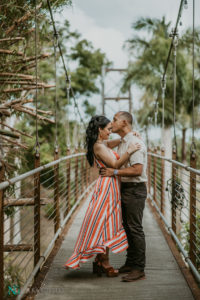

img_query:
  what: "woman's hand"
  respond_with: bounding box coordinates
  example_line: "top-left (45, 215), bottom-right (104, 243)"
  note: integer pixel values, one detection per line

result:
top-left (127, 142), bottom-right (141, 154)
top-left (133, 131), bottom-right (141, 139)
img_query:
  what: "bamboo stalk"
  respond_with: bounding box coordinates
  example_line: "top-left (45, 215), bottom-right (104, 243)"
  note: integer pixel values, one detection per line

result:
top-left (0, 136), bottom-right (28, 149)
top-left (23, 28), bottom-right (35, 36)
top-left (13, 106), bottom-right (55, 124)
top-left (2, 84), bottom-right (55, 93)
top-left (0, 110), bottom-right (11, 117)
top-left (6, 3), bottom-right (42, 35)
top-left (0, 129), bottom-right (20, 139)
top-left (21, 98), bottom-right (33, 105)
top-left (20, 63), bottom-right (36, 71)
top-left (0, 72), bottom-right (37, 80)
top-left (0, 122), bottom-right (32, 138)
top-left (0, 37), bottom-right (25, 42)
top-left (12, 53), bottom-right (50, 64)
top-left (0, 98), bottom-right (33, 109)
top-left (0, 80), bottom-right (48, 86)
top-left (0, 49), bottom-right (23, 56)
top-left (24, 107), bottom-right (53, 115)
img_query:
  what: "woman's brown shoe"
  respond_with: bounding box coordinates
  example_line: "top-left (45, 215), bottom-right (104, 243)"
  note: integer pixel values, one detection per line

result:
top-left (104, 266), bottom-right (119, 277)
top-left (93, 254), bottom-right (118, 277)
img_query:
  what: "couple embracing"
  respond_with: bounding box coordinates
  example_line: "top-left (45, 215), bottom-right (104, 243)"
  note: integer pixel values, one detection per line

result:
top-left (64, 111), bottom-right (147, 282)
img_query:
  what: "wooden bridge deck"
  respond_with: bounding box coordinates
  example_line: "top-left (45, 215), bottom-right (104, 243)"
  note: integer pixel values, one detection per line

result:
top-left (35, 191), bottom-right (194, 300)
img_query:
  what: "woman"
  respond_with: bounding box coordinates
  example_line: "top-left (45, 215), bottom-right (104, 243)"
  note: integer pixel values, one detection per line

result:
top-left (64, 115), bottom-right (141, 277)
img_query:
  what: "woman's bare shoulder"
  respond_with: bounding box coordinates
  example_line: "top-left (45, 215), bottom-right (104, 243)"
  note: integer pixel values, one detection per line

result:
top-left (93, 143), bottom-right (108, 158)
top-left (93, 143), bottom-right (106, 151)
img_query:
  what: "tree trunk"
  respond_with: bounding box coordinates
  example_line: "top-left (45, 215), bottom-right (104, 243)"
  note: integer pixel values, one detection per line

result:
top-left (161, 126), bottom-right (172, 160)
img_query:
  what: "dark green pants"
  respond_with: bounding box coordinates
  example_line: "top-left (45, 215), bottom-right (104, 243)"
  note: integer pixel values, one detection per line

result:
top-left (121, 182), bottom-right (147, 271)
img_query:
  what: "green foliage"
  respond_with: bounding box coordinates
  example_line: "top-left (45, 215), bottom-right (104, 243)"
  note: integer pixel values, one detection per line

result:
top-left (83, 100), bottom-right (96, 117)
top-left (123, 16), bottom-right (200, 129)
top-left (16, 20), bottom-right (110, 172)
top-left (44, 203), bottom-right (55, 219)
top-left (4, 259), bottom-right (24, 297)
top-left (1, 0), bottom-right (110, 175)
top-left (179, 214), bottom-right (200, 270)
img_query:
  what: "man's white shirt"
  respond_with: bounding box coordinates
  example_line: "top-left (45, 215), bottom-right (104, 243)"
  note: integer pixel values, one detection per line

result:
top-left (117, 132), bottom-right (147, 183)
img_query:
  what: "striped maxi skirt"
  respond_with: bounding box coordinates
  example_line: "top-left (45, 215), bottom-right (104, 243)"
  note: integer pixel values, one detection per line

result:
top-left (64, 172), bottom-right (128, 269)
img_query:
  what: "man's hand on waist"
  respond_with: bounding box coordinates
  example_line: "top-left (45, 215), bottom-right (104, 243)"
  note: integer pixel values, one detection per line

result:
top-left (99, 164), bottom-right (143, 178)
top-left (100, 167), bottom-right (114, 177)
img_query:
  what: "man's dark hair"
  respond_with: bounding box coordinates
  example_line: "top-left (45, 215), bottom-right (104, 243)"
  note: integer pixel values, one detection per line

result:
top-left (117, 111), bottom-right (133, 125)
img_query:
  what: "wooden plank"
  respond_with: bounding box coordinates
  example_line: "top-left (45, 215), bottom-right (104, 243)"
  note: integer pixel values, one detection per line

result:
top-left (4, 198), bottom-right (47, 207)
top-left (34, 195), bottom-right (195, 300)
top-left (4, 244), bottom-right (33, 252)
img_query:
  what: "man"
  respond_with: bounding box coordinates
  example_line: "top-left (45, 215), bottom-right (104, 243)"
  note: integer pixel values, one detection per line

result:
top-left (100, 111), bottom-right (147, 282)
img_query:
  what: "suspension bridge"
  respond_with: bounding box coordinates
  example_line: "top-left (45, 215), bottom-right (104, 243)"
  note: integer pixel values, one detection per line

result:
top-left (0, 0), bottom-right (200, 299)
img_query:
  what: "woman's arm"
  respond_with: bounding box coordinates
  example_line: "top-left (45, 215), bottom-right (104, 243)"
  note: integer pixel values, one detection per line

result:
top-left (94, 142), bottom-right (140, 169)
top-left (106, 139), bottom-right (121, 149)
top-left (105, 131), bottom-right (142, 149)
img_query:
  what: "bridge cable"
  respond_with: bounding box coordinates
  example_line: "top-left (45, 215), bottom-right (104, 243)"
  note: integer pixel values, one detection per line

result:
top-left (161, 0), bottom-right (185, 85)
top-left (53, 30), bottom-right (59, 153)
top-left (161, 76), bottom-right (166, 149)
top-left (155, 0), bottom-right (186, 104)
top-left (46, 0), bottom-right (86, 129)
top-left (172, 32), bottom-right (178, 153)
top-left (34, 0), bottom-right (40, 156)
top-left (191, 0), bottom-right (196, 153)
top-left (154, 101), bottom-right (158, 130)
top-left (66, 75), bottom-right (71, 149)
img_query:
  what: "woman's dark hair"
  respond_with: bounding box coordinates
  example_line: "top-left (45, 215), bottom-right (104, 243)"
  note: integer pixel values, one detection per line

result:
top-left (86, 115), bottom-right (110, 166)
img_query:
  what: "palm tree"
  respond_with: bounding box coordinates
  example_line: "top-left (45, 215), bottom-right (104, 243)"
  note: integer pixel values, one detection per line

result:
top-left (123, 16), bottom-right (199, 160)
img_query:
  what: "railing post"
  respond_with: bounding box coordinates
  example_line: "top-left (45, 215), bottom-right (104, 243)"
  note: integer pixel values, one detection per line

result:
top-left (147, 148), bottom-right (151, 195)
top-left (75, 149), bottom-right (79, 203)
top-left (54, 148), bottom-right (60, 233)
top-left (81, 153), bottom-right (84, 195)
top-left (189, 149), bottom-right (197, 266)
top-left (171, 147), bottom-right (177, 234)
top-left (87, 161), bottom-right (91, 185)
top-left (153, 148), bottom-right (157, 204)
top-left (34, 153), bottom-right (40, 277)
top-left (85, 156), bottom-right (89, 188)
top-left (65, 148), bottom-right (71, 217)
top-left (161, 147), bottom-right (165, 215)
top-left (0, 164), bottom-right (5, 299)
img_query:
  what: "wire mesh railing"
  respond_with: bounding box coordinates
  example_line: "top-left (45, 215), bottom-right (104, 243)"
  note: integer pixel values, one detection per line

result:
top-left (0, 151), bottom-right (97, 299)
top-left (147, 148), bottom-right (200, 284)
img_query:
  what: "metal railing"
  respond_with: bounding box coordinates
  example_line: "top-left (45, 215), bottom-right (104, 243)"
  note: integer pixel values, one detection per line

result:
top-left (147, 148), bottom-right (200, 284)
top-left (0, 151), bottom-right (97, 299)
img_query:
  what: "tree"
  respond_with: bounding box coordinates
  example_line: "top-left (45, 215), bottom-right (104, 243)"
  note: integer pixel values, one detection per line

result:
top-left (20, 20), bottom-right (110, 169)
top-left (123, 17), bottom-right (200, 160)
top-left (0, 2), bottom-right (110, 172)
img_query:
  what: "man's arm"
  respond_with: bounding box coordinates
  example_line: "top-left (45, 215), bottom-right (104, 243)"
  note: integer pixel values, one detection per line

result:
top-left (100, 164), bottom-right (143, 177)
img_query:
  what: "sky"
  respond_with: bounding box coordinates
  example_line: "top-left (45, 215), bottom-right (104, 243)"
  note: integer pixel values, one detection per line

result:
top-left (55, 0), bottom-right (199, 138)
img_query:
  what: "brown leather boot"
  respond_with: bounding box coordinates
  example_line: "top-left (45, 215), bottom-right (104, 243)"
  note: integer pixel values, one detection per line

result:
top-left (118, 264), bottom-right (133, 273)
top-left (122, 269), bottom-right (145, 282)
